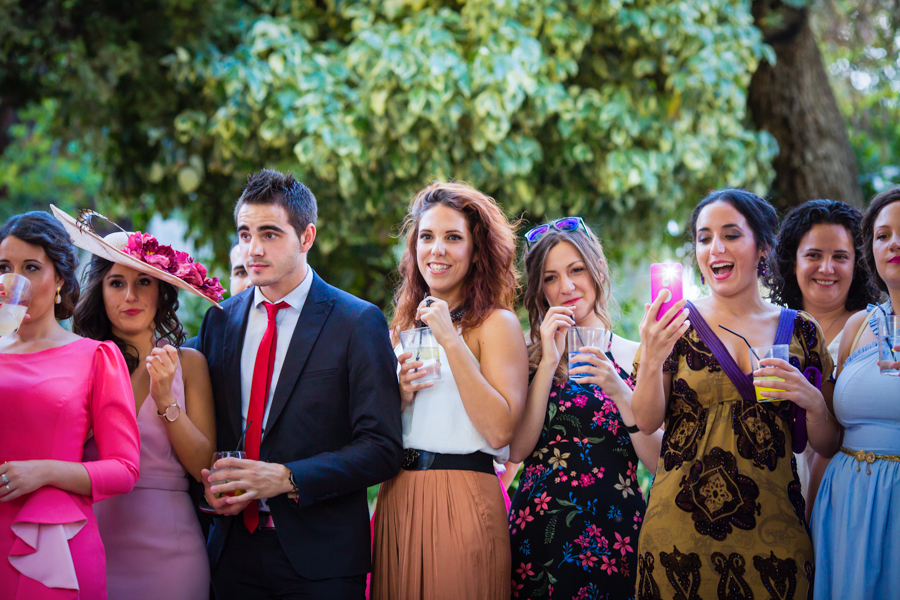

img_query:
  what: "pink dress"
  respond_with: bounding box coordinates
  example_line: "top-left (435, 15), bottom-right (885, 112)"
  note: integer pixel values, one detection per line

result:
top-left (0, 338), bottom-right (140, 600)
top-left (89, 355), bottom-right (210, 600)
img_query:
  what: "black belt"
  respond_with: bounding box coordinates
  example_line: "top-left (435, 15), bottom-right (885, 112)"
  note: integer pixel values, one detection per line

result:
top-left (402, 449), bottom-right (496, 476)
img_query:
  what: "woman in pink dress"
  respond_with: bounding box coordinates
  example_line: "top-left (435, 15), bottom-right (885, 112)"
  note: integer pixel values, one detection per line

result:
top-left (0, 211), bottom-right (140, 600)
top-left (55, 207), bottom-right (222, 600)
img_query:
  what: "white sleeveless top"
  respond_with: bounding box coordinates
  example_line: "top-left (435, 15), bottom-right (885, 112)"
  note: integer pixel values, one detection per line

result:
top-left (395, 338), bottom-right (509, 463)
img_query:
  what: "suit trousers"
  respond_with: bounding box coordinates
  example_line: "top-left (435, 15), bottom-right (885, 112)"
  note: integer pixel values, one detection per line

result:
top-left (212, 519), bottom-right (366, 600)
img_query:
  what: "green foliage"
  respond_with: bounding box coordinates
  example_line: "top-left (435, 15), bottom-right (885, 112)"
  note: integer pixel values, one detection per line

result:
top-left (0, 101), bottom-right (100, 221)
top-left (2, 0), bottom-right (775, 308)
top-left (812, 0), bottom-right (900, 200)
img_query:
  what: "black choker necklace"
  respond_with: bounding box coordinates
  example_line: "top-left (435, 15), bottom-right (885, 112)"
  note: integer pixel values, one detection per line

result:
top-left (417, 305), bottom-right (467, 328)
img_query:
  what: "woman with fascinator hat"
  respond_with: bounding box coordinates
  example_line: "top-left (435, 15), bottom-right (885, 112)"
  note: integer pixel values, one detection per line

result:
top-left (52, 206), bottom-right (223, 600)
top-left (0, 212), bottom-right (140, 600)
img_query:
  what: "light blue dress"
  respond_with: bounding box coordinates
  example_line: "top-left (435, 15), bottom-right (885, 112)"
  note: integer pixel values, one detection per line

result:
top-left (811, 301), bottom-right (900, 600)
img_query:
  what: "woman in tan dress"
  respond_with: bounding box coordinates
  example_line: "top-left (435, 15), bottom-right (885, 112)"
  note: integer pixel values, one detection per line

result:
top-left (631, 189), bottom-right (838, 599)
top-left (371, 182), bottom-right (528, 599)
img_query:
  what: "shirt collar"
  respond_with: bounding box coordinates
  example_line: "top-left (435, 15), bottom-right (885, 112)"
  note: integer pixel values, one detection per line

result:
top-left (252, 266), bottom-right (314, 311)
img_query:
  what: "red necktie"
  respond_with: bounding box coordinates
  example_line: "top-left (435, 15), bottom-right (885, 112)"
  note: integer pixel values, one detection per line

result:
top-left (244, 300), bottom-right (289, 532)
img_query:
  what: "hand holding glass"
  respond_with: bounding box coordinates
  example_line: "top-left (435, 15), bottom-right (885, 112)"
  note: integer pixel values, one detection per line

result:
top-left (0, 274), bottom-right (33, 336)
top-left (568, 327), bottom-right (607, 380)
top-left (876, 315), bottom-right (900, 376)
top-left (210, 450), bottom-right (246, 498)
top-left (751, 344), bottom-right (789, 402)
top-left (399, 327), bottom-right (442, 383)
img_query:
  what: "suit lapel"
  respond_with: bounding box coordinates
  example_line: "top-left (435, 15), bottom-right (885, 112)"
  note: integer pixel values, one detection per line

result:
top-left (223, 291), bottom-right (254, 444)
top-left (263, 274), bottom-right (335, 440)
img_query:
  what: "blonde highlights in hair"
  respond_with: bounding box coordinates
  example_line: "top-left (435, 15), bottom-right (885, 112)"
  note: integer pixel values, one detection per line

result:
top-left (522, 227), bottom-right (614, 385)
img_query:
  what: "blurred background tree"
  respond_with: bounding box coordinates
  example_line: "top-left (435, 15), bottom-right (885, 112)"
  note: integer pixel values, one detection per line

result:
top-left (3, 0), bottom-right (777, 310)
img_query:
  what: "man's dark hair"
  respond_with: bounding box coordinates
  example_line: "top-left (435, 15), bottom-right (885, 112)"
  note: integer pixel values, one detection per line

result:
top-left (233, 169), bottom-right (317, 237)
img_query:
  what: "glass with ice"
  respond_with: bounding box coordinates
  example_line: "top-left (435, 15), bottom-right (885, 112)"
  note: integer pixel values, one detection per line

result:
top-left (750, 344), bottom-right (790, 402)
top-left (210, 450), bottom-right (247, 499)
top-left (399, 327), bottom-right (442, 384)
top-left (567, 326), bottom-right (607, 380)
top-left (876, 315), bottom-right (900, 376)
top-left (0, 274), bottom-right (33, 336)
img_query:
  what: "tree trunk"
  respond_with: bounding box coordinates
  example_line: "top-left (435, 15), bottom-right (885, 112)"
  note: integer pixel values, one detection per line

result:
top-left (748, 2), bottom-right (863, 210)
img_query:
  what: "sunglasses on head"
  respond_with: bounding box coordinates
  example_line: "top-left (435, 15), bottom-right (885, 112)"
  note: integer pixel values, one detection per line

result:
top-left (524, 217), bottom-right (588, 247)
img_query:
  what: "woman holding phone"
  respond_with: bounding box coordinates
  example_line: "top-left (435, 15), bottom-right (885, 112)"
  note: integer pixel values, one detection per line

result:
top-left (0, 212), bottom-right (140, 600)
top-left (631, 189), bottom-right (836, 599)
top-left (372, 181), bottom-right (528, 600)
top-left (56, 206), bottom-right (221, 600)
top-left (507, 218), bottom-right (661, 599)
top-left (764, 199), bottom-right (876, 513)
top-left (810, 187), bottom-right (900, 600)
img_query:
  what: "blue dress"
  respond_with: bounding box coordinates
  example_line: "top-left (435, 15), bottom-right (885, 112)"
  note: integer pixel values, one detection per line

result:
top-left (811, 301), bottom-right (900, 600)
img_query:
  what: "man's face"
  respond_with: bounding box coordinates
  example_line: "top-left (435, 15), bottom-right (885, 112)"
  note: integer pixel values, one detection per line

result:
top-left (237, 202), bottom-right (313, 298)
top-left (229, 244), bottom-right (250, 296)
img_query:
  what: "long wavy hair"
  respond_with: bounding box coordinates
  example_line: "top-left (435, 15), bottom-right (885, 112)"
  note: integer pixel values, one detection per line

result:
top-left (390, 181), bottom-right (519, 335)
top-left (523, 227), bottom-right (614, 385)
top-left (764, 199), bottom-right (877, 311)
top-left (73, 256), bottom-right (186, 373)
top-left (861, 186), bottom-right (900, 293)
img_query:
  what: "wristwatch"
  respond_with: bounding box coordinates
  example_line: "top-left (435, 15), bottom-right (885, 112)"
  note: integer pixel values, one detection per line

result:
top-left (288, 470), bottom-right (299, 499)
top-left (624, 422), bottom-right (640, 434)
top-left (157, 402), bottom-right (181, 423)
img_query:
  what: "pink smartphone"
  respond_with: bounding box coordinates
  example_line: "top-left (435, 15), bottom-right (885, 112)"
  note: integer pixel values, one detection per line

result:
top-left (650, 263), bottom-right (683, 322)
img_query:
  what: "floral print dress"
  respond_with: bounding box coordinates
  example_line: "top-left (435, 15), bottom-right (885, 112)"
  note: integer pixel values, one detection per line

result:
top-left (634, 304), bottom-right (832, 600)
top-left (509, 341), bottom-right (646, 600)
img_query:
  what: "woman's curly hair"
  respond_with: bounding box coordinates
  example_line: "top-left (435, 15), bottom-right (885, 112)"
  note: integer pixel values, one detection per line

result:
top-left (764, 199), bottom-right (877, 311)
top-left (73, 255), bottom-right (186, 373)
top-left (390, 181), bottom-right (519, 335)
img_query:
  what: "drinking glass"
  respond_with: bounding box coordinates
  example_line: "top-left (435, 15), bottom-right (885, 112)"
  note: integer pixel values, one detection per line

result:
top-left (567, 326), bottom-right (607, 380)
top-left (750, 344), bottom-right (790, 402)
top-left (876, 315), bottom-right (900, 376)
top-left (0, 274), bottom-right (33, 336)
top-left (210, 450), bottom-right (246, 498)
top-left (399, 327), bottom-right (442, 383)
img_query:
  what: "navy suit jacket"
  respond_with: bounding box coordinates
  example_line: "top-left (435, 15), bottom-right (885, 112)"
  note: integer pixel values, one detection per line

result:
top-left (196, 272), bottom-right (403, 579)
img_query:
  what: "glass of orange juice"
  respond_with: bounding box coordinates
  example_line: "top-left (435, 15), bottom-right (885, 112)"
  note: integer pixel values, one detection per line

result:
top-left (750, 344), bottom-right (789, 402)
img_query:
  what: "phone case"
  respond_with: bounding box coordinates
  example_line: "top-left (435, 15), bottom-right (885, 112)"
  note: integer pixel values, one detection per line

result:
top-left (650, 263), bottom-right (684, 322)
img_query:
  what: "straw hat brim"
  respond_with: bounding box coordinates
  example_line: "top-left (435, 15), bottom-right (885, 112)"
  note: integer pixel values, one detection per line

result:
top-left (51, 205), bottom-right (222, 308)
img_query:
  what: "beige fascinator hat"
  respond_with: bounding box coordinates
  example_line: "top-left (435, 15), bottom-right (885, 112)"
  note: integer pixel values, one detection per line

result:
top-left (51, 205), bottom-right (224, 307)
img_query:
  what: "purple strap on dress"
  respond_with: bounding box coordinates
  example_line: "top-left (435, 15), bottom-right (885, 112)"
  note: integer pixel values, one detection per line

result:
top-left (685, 302), bottom-right (812, 454)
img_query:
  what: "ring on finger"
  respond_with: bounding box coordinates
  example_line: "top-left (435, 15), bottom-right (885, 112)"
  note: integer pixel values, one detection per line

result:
top-left (4, 484), bottom-right (9, 493)
top-left (1, 474), bottom-right (7, 485)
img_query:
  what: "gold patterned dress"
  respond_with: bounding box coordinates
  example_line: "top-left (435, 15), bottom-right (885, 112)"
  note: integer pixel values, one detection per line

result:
top-left (633, 304), bottom-right (832, 600)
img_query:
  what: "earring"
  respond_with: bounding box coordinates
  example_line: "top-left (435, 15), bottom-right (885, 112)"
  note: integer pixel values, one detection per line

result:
top-left (757, 257), bottom-right (767, 277)
top-left (55, 286), bottom-right (62, 304)
top-left (700, 272), bottom-right (705, 285)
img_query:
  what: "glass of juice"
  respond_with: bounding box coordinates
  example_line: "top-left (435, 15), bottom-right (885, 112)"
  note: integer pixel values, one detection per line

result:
top-left (210, 450), bottom-right (246, 498)
top-left (750, 344), bottom-right (789, 402)
top-left (567, 326), bottom-right (607, 380)
top-left (0, 274), bottom-right (33, 336)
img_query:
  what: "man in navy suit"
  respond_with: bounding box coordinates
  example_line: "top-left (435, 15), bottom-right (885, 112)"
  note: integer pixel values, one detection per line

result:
top-left (196, 169), bottom-right (402, 599)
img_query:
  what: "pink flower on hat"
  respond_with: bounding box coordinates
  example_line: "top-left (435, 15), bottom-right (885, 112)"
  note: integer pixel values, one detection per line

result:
top-left (124, 232), bottom-right (225, 302)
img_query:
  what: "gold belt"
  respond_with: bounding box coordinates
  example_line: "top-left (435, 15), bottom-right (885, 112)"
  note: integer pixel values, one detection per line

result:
top-left (840, 446), bottom-right (900, 474)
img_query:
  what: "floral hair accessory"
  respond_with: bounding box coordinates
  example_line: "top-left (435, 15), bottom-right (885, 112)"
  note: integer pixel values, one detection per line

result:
top-left (49, 205), bottom-right (224, 308)
top-left (124, 232), bottom-right (225, 302)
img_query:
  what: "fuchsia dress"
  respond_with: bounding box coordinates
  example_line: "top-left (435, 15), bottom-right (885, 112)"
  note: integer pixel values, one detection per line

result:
top-left (0, 338), bottom-right (140, 600)
top-left (89, 354), bottom-right (210, 600)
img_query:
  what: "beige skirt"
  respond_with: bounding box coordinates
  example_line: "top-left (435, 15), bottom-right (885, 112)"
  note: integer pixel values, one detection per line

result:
top-left (371, 468), bottom-right (510, 600)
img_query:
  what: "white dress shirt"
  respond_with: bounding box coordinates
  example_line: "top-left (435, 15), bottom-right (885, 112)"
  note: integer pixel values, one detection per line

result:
top-left (240, 266), bottom-right (314, 437)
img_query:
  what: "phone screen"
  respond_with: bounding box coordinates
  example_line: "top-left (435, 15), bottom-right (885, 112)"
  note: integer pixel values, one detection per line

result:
top-left (650, 263), bottom-right (684, 322)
